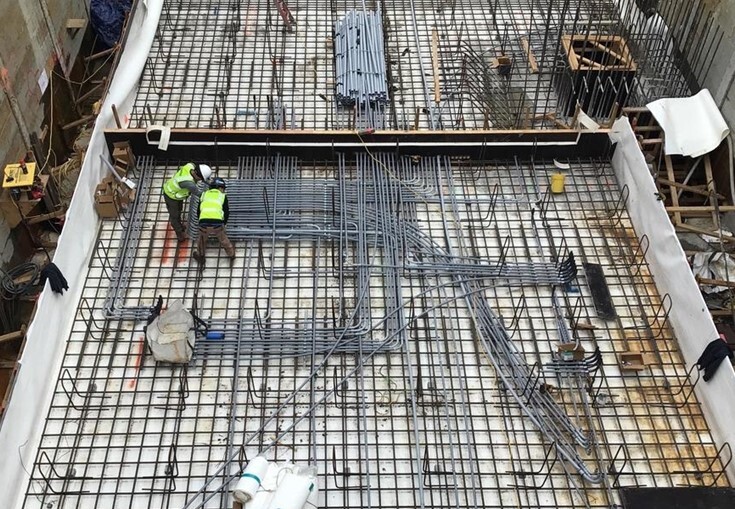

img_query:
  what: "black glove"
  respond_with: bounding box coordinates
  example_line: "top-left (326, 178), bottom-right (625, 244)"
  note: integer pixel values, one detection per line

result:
top-left (696, 339), bottom-right (734, 382)
top-left (40, 263), bottom-right (69, 295)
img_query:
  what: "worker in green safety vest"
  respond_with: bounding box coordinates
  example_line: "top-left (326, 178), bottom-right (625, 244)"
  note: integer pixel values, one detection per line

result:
top-left (162, 162), bottom-right (213, 242)
top-left (192, 177), bottom-right (235, 265)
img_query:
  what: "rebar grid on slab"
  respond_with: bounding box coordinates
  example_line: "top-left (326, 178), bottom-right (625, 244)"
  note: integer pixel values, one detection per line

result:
top-left (23, 154), bottom-right (731, 509)
top-left (131, 0), bottom-right (721, 130)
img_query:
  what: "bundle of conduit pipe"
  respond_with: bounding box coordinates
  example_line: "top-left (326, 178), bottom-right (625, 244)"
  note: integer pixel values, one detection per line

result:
top-left (334, 10), bottom-right (389, 107)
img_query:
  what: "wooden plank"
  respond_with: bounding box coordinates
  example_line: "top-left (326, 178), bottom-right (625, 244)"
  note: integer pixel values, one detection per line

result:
top-left (578, 55), bottom-right (604, 69)
top-left (704, 154), bottom-right (719, 226)
top-left (431, 28), bottom-right (441, 104)
top-left (0, 326), bottom-right (25, 344)
top-left (664, 155), bottom-right (681, 225)
top-left (561, 35), bottom-right (578, 70)
top-left (640, 138), bottom-right (663, 146)
top-left (26, 208), bottom-right (66, 225)
top-left (675, 222), bottom-right (735, 242)
top-left (61, 115), bottom-right (95, 131)
top-left (112, 104), bottom-right (122, 129)
top-left (633, 126), bottom-right (662, 132)
top-left (590, 40), bottom-right (628, 65)
top-left (622, 106), bottom-right (650, 113)
top-left (520, 37), bottom-right (539, 73)
top-left (85, 45), bottom-right (116, 63)
top-left (666, 205), bottom-right (735, 213)
top-left (696, 276), bottom-right (735, 289)
top-left (656, 178), bottom-right (724, 199)
top-left (66, 18), bottom-right (87, 29)
top-left (106, 127), bottom-right (611, 136)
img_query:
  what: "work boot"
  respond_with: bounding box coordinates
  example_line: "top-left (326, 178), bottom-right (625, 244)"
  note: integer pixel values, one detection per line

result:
top-left (177, 232), bottom-right (188, 243)
top-left (192, 251), bottom-right (204, 265)
top-left (228, 255), bottom-right (235, 267)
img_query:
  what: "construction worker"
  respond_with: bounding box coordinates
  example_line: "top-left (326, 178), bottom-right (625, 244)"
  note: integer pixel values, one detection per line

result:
top-left (162, 162), bottom-right (213, 242)
top-left (193, 177), bottom-right (235, 264)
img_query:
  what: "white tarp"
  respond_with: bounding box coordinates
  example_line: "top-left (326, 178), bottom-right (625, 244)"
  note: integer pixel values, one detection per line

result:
top-left (610, 117), bottom-right (735, 484)
top-left (647, 89), bottom-right (730, 158)
top-left (0, 2), bottom-right (164, 509)
top-left (692, 252), bottom-right (735, 294)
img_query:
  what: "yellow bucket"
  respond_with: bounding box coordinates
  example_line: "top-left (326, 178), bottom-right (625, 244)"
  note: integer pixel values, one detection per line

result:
top-left (550, 173), bottom-right (565, 194)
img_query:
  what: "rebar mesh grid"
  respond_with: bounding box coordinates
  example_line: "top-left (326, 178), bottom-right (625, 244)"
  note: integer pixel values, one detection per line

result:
top-left (22, 152), bottom-right (732, 509)
top-left (130, 0), bottom-right (721, 130)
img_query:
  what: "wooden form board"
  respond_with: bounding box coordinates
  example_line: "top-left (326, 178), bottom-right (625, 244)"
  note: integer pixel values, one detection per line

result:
top-left (561, 35), bottom-right (636, 71)
top-left (520, 37), bottom-right (539, 73)
top-left (105, 128), bottom-right (614, 160)
top-left (432, 28), bottom-right (440, 104)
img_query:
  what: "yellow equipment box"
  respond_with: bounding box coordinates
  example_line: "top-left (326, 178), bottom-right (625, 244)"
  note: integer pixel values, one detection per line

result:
top-left (3, 162), bottom-right (37, 188)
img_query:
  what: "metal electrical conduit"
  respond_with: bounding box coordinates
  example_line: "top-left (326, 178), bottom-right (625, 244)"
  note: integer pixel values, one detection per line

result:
top-left (182, 276), bottom-right (560, 509)
top-left (334, 9), bottom-right (389, 107)
top-left (182, 166), bottom-right (598, 509)
top-left (184, 265), bottom-right (606, 509)
top-left (102, 166), bottom-right (578, 348)
top-left (194, 318), bottom-right (401, 359)
top-left (103, 156), bottom-right (157, 320)
top-left (428, 155), bottom-right (604, 484)
top-left (188, 178), bottom-right (578, 285)
top-left (104, 159), bottom-right (577, 372)
top-left (467, 283), bottom-right (603, 483)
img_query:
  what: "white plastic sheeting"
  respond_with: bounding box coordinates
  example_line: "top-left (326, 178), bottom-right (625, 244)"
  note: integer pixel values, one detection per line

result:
top-left (692, 252), bottom-right (735, 294)
top-left (0, 2), bottom-right (164, 509)
top-left (647, 89), bottom-right (730, 158)
top-left (610, 117), bottom-right (735, 483)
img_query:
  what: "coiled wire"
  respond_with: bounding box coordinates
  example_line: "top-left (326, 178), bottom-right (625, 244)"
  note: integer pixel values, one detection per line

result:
top-left (0, 262), bottom-right (40, 298)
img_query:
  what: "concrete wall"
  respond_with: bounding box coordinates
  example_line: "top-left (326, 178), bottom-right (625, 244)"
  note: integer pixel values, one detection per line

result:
top-left (0, 0), bottom-right (89, 264)
top-left (701, 0), bottom-right (735, 129)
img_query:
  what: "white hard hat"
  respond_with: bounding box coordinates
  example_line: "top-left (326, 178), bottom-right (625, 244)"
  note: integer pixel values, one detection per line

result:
top-left (198, 164), bottom-right (212, 180)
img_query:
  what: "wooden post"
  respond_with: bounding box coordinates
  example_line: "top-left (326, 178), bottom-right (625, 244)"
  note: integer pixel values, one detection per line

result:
top-left (111, 104), bottom-right (122, 128)
top-left (664, 155), bottom-right (681, 226)
top-left (570, 103), bottom-right (581, 129)
top-left (431, 28), bottom-right (441, 105)
top-left (704, 155), bottom-right (720, 227)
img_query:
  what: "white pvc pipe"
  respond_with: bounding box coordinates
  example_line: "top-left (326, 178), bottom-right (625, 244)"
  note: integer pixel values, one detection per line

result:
top-left (232, 456), bottom-right (269, 503)
top-left (268, 471), bottom-right (315, 509)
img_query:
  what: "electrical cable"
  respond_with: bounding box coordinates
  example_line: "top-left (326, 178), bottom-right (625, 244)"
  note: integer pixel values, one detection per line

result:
top-left (39, 69), bottom-right (54, 173)
top-left (52, 47), bottom-right (117, 87)
top-left (0, 262), bottom-right (40, 299)
top-left (355, 131), bottom-right (431, 203)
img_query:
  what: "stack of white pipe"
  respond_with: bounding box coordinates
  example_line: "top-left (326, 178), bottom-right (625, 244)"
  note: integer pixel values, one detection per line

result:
top-left (232, 458), bottom-right (319, 509)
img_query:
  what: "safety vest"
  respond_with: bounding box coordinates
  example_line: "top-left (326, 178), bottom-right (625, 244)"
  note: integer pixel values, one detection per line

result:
top-left (199, 189), bottom-right (226, 221)
top-left (163, 163), bottom-right (195, 200)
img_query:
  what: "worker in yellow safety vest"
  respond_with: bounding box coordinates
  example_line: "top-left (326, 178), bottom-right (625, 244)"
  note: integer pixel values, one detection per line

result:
top-left (192, 177), bottom-right (235, 265)
top-left (162, 162), bottom-right (213, 242)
